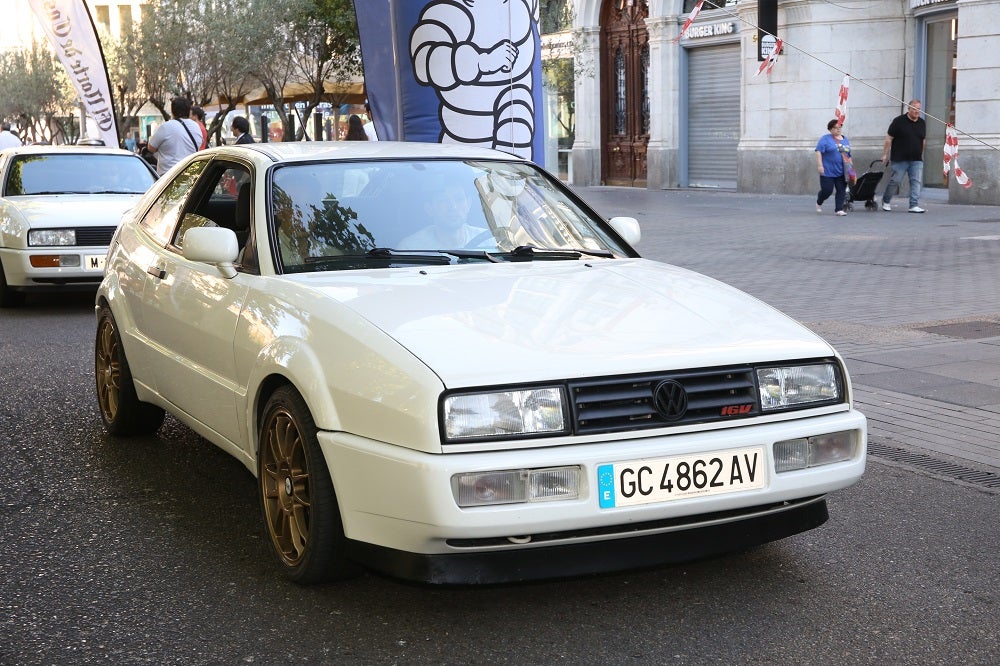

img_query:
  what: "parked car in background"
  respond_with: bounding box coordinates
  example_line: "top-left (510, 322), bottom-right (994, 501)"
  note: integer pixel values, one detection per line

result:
top-left (95, 142), bottom-right (867, 584)
top-left (0, 145), bottom-right (156, 307)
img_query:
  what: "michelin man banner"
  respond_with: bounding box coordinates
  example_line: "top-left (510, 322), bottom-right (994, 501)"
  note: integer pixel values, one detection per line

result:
top-left (29, 0), bottom-right (119, 147)
top-left (354, 0), bottom-right (544, 166)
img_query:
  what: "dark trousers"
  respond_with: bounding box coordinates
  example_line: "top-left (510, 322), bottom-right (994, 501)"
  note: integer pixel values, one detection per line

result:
top-left (817, 175), bottom-right (847, 212)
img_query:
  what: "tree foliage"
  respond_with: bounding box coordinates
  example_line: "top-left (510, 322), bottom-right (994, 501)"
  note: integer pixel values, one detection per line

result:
top-left (3, 0), bottom-right (360, 145)
top-left (0, 41), bottom-right (76, 144)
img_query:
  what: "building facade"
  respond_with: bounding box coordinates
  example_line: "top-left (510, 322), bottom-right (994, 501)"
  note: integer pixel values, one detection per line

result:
top-left (565, 0), bottom-right (1000, 205)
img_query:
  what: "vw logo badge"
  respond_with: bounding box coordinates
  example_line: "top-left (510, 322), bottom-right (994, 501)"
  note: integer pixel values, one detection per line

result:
top-left (653, 380), bottom-right (688, 421)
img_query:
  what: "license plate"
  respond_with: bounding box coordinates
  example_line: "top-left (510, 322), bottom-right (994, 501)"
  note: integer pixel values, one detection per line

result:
top-left (598, 446), bottom-right (765, 508)
top-left (84, 255), bottom-right (106, 271)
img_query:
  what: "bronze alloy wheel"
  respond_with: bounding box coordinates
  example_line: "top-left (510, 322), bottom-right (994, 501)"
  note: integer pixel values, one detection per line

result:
top-left (257, 386), bottom-right (356, 583)
top-left (95, 316), bottom-right (122, 424)
top-left (94, 307), bottom-right (165, 436)
top-left (260, 405), bottom-right (313, 569)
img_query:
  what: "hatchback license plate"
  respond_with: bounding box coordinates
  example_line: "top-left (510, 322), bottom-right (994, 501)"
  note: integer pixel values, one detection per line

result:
top-left (85, 254), bottom-right (106, 271)
top-left (598, 446), bottom-right (765, 508)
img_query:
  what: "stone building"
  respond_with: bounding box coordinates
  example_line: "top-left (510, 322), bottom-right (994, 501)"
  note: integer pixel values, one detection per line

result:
top-left (560, 0), bottom-right (999, 205)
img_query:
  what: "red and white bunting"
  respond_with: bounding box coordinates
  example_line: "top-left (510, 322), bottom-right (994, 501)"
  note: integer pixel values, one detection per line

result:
top-left (754, 38), bottom-right (783, 77)
top-left (943, 125), bottom-right (973, 189)
top-left (834, 75), bottom-right (850, 125)
top-left (674, 0), bottom-right (705, 44)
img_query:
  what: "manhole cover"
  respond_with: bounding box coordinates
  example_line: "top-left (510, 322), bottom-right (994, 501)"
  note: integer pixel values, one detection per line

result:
top-left (915, 320), bottom-right (1000, 339)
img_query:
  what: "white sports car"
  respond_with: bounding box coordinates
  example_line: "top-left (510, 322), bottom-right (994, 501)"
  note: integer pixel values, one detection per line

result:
top-left (95, 142), bottom-right (866, 584)
top-left (0, 145), bottom-right (157, 307)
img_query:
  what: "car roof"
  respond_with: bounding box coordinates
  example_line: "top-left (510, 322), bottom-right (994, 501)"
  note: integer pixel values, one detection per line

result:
top-left (206, 141), bottom-right (530, 164)
top-left (1, 144), bottom-right (138, 157)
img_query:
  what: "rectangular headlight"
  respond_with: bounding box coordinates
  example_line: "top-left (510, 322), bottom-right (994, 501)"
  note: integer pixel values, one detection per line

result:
top-left (443, 387), bottom-right (568, 441)
top-left (757, 363), bottom-right (840, 411)
top-left (774, 430), bottom-right (856, 473)
top-left (452, 467), bottom-right (581, 507)
top-left (28, 229), bottom-right (76, 246)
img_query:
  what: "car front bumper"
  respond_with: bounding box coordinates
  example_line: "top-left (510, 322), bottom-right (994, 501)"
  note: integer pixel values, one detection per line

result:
top-left (0, 246), bottom-right (107, 289)
top-left (319, 409), bottom-right (866, 582)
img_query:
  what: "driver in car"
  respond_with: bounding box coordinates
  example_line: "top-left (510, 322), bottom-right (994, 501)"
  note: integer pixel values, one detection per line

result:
top-left (397, 184), bottom-right (491, 250)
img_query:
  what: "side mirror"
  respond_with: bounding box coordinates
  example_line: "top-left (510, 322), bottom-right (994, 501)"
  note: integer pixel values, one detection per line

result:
top-left (609, 216), bottom-right (641, 247)
top-left (183, 226), bottom-right (239, 278)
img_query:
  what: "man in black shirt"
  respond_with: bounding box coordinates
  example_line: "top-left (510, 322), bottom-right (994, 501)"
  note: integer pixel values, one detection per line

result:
top-left (881, 99), bottom-right (927, 213)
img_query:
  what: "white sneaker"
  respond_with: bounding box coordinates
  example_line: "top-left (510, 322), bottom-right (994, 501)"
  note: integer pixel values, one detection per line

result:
top-left (881, 202), bottom-right (892, 212)
top-left (816, 204), bottom-right (822, 213)
top-left (835, 210), bottom-right (847, 216)
top-left (908, 206), bottom-right (925, 213)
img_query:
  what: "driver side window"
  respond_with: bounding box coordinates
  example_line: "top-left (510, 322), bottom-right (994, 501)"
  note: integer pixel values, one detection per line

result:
top-left (139, 160), bottom-right (209, 246)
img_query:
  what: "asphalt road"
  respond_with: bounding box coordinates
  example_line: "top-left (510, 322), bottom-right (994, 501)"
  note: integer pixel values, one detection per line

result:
top-left (2, 188), bottom-right (999, 664)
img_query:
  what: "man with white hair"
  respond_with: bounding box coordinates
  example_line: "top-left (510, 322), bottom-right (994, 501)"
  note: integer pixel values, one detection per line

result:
top-left (0, 123), bottom-right (22, 149)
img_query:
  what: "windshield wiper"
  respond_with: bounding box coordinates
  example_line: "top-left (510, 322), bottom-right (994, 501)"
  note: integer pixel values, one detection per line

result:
top-left (25, 190), bottom-right (91, 195)
top-left (505, 245), bottom-right (614, 260)
top-left (303, 248), bottom-right (452, 267)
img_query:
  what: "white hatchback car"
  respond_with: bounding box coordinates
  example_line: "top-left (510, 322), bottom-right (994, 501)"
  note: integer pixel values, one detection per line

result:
top-left (0, 145), bottom-right (157, 306)
top-left (96, 142), bottom-right (866, 584)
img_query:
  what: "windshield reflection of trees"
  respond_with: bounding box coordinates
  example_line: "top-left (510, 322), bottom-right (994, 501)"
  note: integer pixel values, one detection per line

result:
top-left (7, 154), bottom-right (153, 195)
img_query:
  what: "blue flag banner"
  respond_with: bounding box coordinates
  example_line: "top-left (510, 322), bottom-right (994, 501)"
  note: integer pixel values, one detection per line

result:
top-left (354, 0), bottom-right (544, 166)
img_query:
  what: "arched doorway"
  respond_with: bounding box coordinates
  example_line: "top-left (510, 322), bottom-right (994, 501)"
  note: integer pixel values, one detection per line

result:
top-left (600, 0), bottom-right (650, 187)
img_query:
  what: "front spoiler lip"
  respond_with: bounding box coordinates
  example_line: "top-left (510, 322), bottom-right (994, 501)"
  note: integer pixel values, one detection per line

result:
top-left (345, 495), bottom-right (829, 585)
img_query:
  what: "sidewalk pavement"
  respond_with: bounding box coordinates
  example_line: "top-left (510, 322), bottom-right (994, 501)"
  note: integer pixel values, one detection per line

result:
top-left (572, 183), bottom-right (1000, 489)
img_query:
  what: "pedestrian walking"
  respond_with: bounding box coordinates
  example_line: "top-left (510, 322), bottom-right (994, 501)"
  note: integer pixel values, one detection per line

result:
top-left (815, 119), bottom-right (852, 216)
top-left (146, 97), bottom-right (202, 176)
top-left (880, 99), bottom-right (927, 213)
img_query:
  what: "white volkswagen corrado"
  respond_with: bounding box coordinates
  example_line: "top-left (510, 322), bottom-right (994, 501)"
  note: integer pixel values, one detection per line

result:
top-left (95, 142), bottom-right (866, 584)
top-left (0, 145), bottom-right (157, 307)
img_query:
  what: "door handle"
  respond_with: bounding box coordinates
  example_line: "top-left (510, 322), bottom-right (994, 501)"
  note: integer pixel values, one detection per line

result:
top-left (147, 265), bottom-right (166, 279)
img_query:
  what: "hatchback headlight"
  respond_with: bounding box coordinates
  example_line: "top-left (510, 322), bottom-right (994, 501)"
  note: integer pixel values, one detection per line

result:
top-left (757, 363), bottom-right (840, 411)
top-left (443, 387), bottom-right (568, 441)
top-left (28, 229), bottom-right (76, 246)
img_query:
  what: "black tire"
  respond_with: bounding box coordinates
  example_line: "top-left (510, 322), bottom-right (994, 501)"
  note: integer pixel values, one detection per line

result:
top-left (94, 306), bottom-right (166, 436)
top-left (0, 264), bottom-right (26, 308)
top-left (258, 386), bottom-right (359, 584)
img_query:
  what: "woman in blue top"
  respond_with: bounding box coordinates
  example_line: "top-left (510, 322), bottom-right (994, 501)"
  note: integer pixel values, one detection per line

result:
top-left (815, 119), bottom-right (853, 216)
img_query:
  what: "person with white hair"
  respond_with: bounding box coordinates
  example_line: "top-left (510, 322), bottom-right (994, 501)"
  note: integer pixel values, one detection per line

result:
top-left (0, 123), bottom-right (22, 149)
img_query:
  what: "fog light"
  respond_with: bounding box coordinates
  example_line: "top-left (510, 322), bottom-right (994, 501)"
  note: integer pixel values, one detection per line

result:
top-left (774, 431), bottom-right (856, 473)
top-left (452, 467), bottom-right (581, 507)
top-left (774, 438), bottom-right (808, 472)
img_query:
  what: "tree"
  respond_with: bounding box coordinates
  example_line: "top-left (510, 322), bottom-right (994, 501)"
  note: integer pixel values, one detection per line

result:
top-left (249, 0), bottom-right (362, 141)
top-left (0, 41), bottom-right (76, 144)
top-left (103, 23), bottom-right (148, 145)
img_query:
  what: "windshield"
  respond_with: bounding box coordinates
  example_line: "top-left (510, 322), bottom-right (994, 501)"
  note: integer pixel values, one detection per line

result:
top-left (3, 153), bottom-right (156, 196)
top-left (269, 159), bottom-right (633, 273)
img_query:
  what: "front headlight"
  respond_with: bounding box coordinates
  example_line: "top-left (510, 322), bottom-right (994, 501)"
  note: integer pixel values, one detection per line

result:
top-left (28, 229), bottom-right (76, 246)
top-left (443, 387), bottom-right (568, 441)
top-left (757, 363), bottom-right (840, 411)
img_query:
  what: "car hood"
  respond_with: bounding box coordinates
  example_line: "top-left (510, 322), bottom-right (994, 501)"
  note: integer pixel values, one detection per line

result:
top-left (292, 259), bottom-right (835, 388)
top-left (5, 194), bottom-right (142, 228)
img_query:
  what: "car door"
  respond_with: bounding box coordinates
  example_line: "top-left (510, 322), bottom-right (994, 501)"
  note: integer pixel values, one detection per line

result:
top-left (137, 162), bottom-right (253, 445)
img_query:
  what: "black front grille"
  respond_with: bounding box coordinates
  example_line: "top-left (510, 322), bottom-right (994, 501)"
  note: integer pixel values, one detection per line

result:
top-left (570, 365), bottom-right (759, 434)
top-left (74, 226), bottom-right (117, 246)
